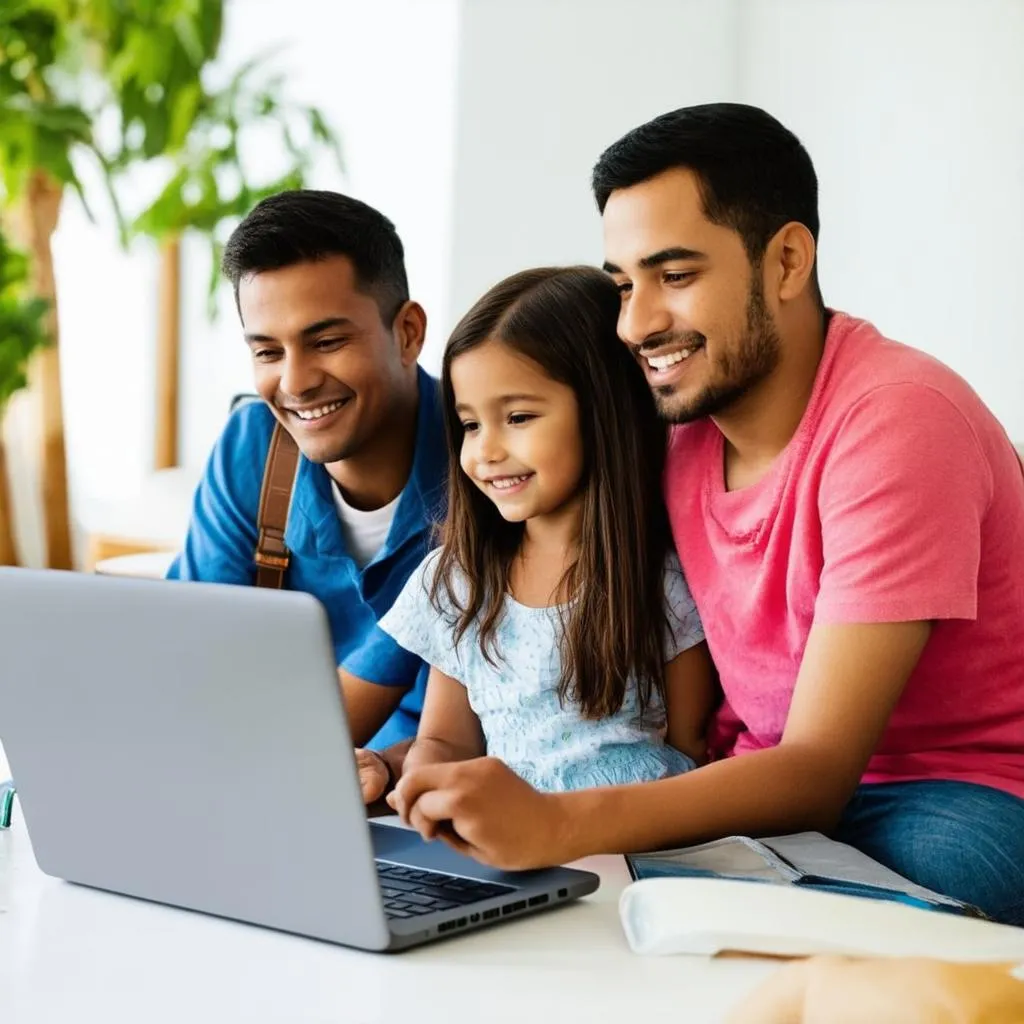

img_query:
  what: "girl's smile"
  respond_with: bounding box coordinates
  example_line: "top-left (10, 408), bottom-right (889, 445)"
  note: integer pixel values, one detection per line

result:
top-left (451, 339), bottom-right (584, 532)
top-left (481, 472), bottom-right (535, 495)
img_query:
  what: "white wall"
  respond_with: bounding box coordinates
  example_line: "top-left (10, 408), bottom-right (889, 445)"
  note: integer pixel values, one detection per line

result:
top-left (740, 0), bottom-right (1024, 439)
top-left (448, 0), bottom-right (1024, 435)
top-left (447, 0), bottom-right (744, 320)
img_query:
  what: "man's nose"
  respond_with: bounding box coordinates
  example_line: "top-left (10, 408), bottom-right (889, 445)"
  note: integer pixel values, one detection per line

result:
top-left (618, 284), bottom-right (673, 348)
top-left (279, 356), bottom-right (325, 399)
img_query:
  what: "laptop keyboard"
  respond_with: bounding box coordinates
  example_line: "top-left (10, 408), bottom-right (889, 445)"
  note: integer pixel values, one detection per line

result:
top-left (376, 861), bottom-right (515, 919)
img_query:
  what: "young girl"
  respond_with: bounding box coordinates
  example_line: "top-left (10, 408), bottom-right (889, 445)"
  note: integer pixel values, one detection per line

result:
top-left (379, 266), bottom-right (715, 793)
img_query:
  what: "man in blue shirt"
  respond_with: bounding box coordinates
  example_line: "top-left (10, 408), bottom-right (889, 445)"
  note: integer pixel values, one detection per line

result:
top-left (168, 190), bottom-right (446, 761)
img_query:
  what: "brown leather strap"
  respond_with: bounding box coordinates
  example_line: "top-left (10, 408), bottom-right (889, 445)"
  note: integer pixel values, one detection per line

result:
top-left (255, 424), bottom-right (301, 588)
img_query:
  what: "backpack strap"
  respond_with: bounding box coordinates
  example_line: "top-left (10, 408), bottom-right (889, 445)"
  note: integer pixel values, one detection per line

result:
top-left (254, 424), bottom-right (301, 589)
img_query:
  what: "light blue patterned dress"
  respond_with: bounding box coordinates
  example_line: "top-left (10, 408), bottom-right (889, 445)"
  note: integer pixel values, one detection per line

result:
top-left (379, 549), bottom-right (705, 793)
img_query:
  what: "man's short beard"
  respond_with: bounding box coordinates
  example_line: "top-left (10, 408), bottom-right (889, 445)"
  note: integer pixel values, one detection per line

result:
top-left (657, 278), bottom-right (781, 425)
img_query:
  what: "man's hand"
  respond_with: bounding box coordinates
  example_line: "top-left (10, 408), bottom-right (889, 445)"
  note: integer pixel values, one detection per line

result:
top-left (355, 748), bottom-right (391, 805)
top-left (354, 738), bottom-right (414, 808)
top-left (387, 757), bottom-right (570, 870)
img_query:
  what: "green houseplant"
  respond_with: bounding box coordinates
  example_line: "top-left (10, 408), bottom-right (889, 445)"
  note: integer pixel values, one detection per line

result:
top-left (129, 50), bottom-right (342, 470)
top-left (0, 227), bottom-right (48, 565)
top-left (1, 1), bottom-right (87, 568)
top-left (0, 0), bottom-right (340, 566)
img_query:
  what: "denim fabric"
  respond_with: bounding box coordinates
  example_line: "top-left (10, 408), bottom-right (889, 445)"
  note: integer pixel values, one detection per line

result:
top-left (836, 779), bottom-right (1024, 925)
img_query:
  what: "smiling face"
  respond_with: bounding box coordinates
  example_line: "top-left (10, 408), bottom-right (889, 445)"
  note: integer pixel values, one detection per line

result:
top-left (449, 339), bottom-right (584, 527)
top-left (240, 255), bottom-right (416, 463)
top-left (602, 167), bottom-right (782, 424)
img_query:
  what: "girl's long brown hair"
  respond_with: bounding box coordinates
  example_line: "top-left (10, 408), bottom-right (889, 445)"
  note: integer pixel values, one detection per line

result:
top-left (432, 266), bottom-right (671, 719)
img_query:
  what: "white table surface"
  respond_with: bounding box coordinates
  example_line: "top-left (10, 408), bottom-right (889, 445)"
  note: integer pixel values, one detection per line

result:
top-left (0, 748), bottom-right (777, 1024)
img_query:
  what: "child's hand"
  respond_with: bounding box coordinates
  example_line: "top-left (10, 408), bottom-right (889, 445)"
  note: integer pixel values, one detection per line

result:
top-left (386, 775), bottom-right (455, 839)
top-left (387, 757), bottom-right (572, 870)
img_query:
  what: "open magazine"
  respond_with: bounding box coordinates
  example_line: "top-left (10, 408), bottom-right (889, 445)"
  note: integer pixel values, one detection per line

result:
top-left (626, 832), bottom-right (983, 917)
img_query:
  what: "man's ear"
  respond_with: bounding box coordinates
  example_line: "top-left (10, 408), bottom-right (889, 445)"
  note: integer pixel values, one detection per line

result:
top-left (766, 222), bottom-right (817, 303)
top-left (392, 300), bottom-right (427, 366)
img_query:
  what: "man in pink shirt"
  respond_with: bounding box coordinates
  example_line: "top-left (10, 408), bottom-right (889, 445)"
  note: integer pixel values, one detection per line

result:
top-left (388, 104), bottom-right (1024, 924)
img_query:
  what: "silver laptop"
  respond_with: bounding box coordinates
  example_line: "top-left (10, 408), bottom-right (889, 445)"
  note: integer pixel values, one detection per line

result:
top-left (0, 569), bottom-right (599, 951)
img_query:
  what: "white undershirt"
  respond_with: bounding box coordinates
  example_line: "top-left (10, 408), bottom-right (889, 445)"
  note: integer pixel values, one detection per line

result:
top-left (331, 483), bottom-right (402, 569)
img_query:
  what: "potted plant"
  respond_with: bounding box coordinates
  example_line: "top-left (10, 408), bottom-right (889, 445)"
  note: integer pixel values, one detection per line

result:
top-left (0, 227), bottom-right (48, 565)
top-left (129, 53), bottom-right (342, 470)
top-left (0, 0), bottom-right (340, 566)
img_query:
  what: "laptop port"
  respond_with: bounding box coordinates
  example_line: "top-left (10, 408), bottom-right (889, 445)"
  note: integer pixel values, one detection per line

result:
top-left (482, 908), bottom-right (500, 921)
top-left (502, 900), bottom-right (527, 916)
top-left (470, 913), bottom-right (480, 923)
top-left (528, 894), bottom-right (549, 907)
top-left (456, 917), bottom-right (467, 927)
top-left (438, 921), bottom-right (455, 933)
top-left (557, 888), bottom-right (568, 898)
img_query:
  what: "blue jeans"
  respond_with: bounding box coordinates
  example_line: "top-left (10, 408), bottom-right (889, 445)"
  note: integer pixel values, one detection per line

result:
top-left (835, 780), bottom-right (1024, 926)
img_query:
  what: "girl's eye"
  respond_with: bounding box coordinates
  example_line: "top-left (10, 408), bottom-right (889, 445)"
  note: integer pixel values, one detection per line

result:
top-left (460, 420), bottom-right (479, 433)
top-left (253, 349), bottom-right (281, 362)
top-left (315, 337), bottom-right (347, 351)
top-left (615, 281), bottom-right (633, 296)
top-left (508, 413), bottom-right (535, 426)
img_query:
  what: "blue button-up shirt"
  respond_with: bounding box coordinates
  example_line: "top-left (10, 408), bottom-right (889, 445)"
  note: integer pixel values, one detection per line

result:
top-left (168, 367), bottom-right (447, 748)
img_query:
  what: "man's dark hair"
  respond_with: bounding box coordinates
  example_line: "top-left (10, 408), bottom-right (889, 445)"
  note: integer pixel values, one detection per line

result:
top-left (593, 103), bottom-right (820, 270)
top-left (221, 189), bottom-right (409, 321)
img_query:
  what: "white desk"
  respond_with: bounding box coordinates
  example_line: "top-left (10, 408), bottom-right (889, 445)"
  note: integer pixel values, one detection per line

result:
top-left (0, 750), bottom-right (776, 1023)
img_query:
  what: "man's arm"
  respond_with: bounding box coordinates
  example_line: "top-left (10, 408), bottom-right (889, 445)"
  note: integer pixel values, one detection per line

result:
top-left (554, 618), bottom-right (931, 857)
top-left (359, 738), bottom-right (415, 816)
top-left (351, 674), bottom-right (415, 810)
top-left (339, 667), bottom-right (407, 748)
top-left (390, 620), bottom-right (930, 869)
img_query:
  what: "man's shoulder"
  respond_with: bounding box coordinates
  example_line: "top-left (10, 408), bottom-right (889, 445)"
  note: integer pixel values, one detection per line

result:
top-left (816, 315), bottom-right (1010, 492)
top-left (201, 399), bottom-right (280, 508)
top-left (823, 314), bottom-right (987, 425)
top-left (418, 369), bottom-right (441, 399)
top-left (219, 397), bottom-right (277, 450)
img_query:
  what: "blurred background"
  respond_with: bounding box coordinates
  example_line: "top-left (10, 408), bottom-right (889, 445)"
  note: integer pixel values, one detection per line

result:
top-left (2, 0), bottom-right (1022, 571)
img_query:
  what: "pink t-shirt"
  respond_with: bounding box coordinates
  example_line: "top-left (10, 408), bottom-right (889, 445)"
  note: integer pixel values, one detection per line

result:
top-left (665, 312), bottom-right (1024, 799)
